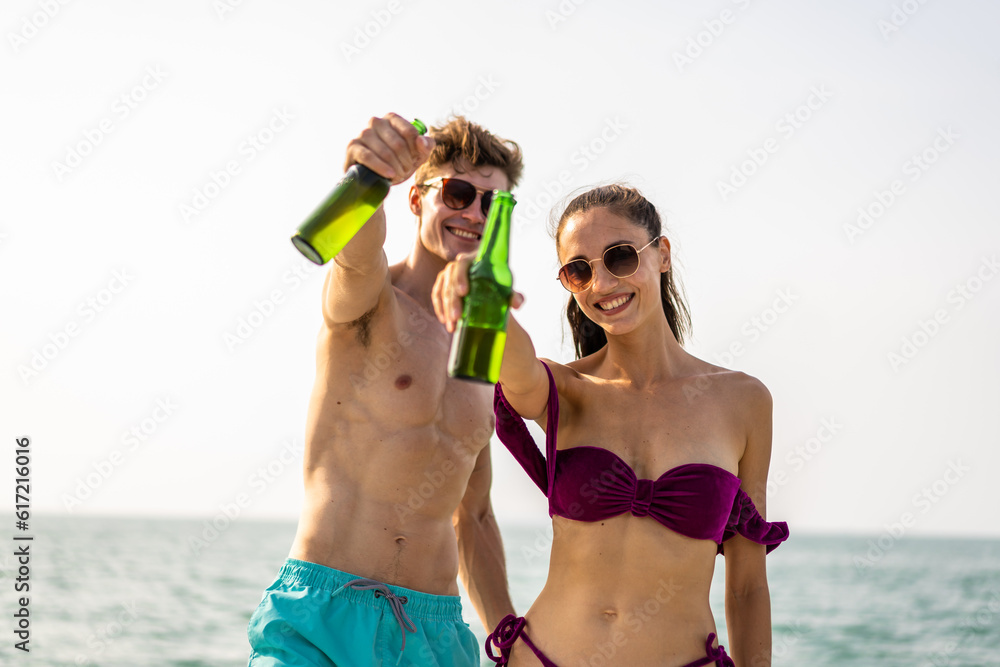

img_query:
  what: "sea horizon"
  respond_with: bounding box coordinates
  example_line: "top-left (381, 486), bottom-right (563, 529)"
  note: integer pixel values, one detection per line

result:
top-left (0, 515), bottom-right (997, 666)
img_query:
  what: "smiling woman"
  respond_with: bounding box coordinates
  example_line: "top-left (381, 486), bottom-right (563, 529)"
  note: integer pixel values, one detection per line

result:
top-left (555, 186), bottom-right (691, 360)
top-left (433, 183), bottom-right (789, 666)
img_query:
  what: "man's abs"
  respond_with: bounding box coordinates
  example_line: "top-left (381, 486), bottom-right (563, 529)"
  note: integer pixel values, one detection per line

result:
top-left (289, 291), bottom-right (494, 595)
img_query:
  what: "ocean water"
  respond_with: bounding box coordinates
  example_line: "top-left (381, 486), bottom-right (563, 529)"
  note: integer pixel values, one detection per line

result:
top-left (0, 516), bottom-right (997, 666)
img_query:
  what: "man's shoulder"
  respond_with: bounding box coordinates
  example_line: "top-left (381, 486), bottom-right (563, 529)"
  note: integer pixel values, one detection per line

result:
top-left (386, 268), bottom-right (441, 337)
top-left (324, 277), bottom-right (395, 342)
top-left (322, 278), bottom-right (441, 353)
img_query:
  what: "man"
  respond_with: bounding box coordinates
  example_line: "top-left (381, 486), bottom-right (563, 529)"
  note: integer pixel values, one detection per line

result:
top-left (247, 113), bottom-right (524, 666)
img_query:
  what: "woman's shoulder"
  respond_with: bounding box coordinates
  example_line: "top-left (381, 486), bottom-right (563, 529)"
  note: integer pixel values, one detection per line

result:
top-left (718, 367), bottom-right (771, 401)
top-left (535, 357), bottom-right (583, 402)
top-left (538, 355), bottom-right (588, 384)
top-left (685, 358), bottom-right (772, 412)
top-left (535, 357), bottom-right (596, 429)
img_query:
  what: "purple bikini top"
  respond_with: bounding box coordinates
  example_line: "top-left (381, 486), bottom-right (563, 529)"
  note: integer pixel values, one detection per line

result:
top-left (494, 363), bottom-right (789, 554)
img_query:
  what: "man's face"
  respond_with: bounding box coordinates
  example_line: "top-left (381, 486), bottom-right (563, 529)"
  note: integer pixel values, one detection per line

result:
top-left (410, 160), bottom-right (511, 263)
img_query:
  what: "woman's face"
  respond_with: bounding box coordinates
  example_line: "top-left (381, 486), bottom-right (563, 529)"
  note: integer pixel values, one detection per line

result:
top-left (557, 207), bottom-right (670, 337)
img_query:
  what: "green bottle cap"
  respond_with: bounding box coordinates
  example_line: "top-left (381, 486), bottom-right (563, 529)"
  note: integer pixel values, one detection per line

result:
top-left (411, 118), bottom-right (427, 135)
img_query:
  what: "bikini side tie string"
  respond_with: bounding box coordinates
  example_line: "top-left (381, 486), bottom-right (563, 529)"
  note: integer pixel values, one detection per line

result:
top-left (681, 632), bottom-right (737, 667)
top-left (485, 614), bottom-right (525, 664)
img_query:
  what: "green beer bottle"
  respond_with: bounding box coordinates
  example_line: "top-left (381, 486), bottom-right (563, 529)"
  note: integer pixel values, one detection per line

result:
top-left (290, 118), bottom-right (427, 265)
top-left (447, 191), bottom-right (515, 384)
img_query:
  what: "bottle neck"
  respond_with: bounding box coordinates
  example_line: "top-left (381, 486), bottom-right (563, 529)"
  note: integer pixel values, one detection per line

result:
top-left (475, 193), bottom-right (514, 265)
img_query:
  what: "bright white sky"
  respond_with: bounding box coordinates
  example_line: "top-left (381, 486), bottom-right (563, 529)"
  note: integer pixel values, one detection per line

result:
top-left (3, 0), bottom-right (998, 539)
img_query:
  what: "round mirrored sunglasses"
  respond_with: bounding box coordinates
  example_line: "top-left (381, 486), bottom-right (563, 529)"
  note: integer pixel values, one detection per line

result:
top-left (557, 237), bottom-right (662, 293)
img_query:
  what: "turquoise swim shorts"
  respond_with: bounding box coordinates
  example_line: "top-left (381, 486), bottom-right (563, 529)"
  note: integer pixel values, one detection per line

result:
top-left (247, 558), bottom-right (479, 666)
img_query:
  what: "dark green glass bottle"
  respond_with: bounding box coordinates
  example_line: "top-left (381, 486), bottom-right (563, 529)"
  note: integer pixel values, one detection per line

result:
top-left (291, 119), bottom-right (427, 265)
top-left (447, 191), bottom-right (515, 384)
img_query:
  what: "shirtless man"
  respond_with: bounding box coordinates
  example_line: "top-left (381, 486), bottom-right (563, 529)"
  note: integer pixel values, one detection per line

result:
top-left (247, 114), bottom-right (524, 666)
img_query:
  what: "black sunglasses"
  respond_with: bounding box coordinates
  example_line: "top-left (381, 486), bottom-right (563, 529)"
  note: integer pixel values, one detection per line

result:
top-left (420, 177), bottom-right (498, 217)
top-left (557, 238), bottom-right (662, 293)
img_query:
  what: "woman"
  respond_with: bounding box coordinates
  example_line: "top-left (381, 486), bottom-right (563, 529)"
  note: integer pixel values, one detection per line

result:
top-left (433, 184), bottom-right (788, 666)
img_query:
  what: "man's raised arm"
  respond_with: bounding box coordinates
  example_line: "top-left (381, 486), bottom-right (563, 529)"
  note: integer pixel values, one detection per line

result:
top-left (321, 113), bottom-right (434, 326)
